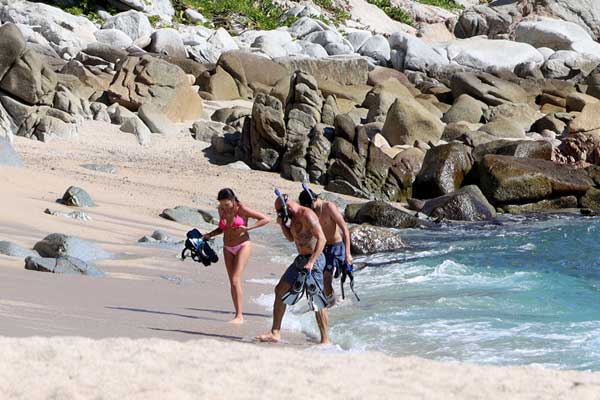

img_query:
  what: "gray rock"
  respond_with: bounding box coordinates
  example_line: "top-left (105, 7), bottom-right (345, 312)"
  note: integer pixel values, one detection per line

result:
top-left (421, 185), bottom-right (496, 222)
top-left (443, 94), bottom-right (486, 124)
top-left (451, 72), bottom-right (529, 106)
top-left (81, 163), bottom-right (118, 174)
top-left (102, 10), bottom-right (153, 41)
top-left (138, 104), bottom-right (175, 134)
top-left (191, 120), bottom-right (233, 142)
top-left (33, 233), bottom-right (111, 262)
top-left (248, 93), bottom-right (286, 171)
top-left (148, 28), bottom-right (187, 59)
top-left (61, 186), bottom-right (96, 207)
top-left (0, 241), bottom-right (36, 257)
top-left (478, 117), bottom-right (526, 139)
top-left (288, 17), bottom-right (325, 39)
top-left (296, 41), bottom-right (328, 58)
top-left (120, 116), bottom-right (151, 145)
top-left (307, 123), bottom-right (333, 184)
top-left (473, 140), bottom-right (553, 163)
top-left (226, 161), bottom-right (251, 170)
top-left (515, 18), bottom-right (593, 51)
top-left (25, 255), bottom-right (104, 276)
top-left (346, 30), bottom-right (372, 52)
top-left (350, 201), bottom-right (420, 229)
top-left (94, 29), bottom-right (133, 49)
top-left (275, 56), bottom-right (369, 86)
top-left (413, 143), bottom-right (474, 199)
top-left (161, 206), bottom-right (217, 227)
top-left (184, 9), bottom-right (208, 24)
top-left (388, 32), bottom-right (448, 72)
top-left (478, 155), bottom-right (593, 205)
top-left (357, 35), bottom-right (391, 65)
top-left (349, 224), bottom-right (406, 255)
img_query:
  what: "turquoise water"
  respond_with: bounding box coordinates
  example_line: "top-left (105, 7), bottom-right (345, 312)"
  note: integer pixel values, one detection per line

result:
top-left (329, 215), bottom-right (600, 371)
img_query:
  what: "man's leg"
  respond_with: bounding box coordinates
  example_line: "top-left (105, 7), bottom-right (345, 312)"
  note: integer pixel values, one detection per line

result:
top-left (256, 280), bottom-right (290, 342)
top-left (315, 309), bottom-right (330, 344)
top-left (323, 269), bottom-right (334, 298)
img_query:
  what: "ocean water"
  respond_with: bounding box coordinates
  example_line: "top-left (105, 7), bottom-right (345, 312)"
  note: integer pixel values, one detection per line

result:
top-left (262, 214), bottom-right (600, 371)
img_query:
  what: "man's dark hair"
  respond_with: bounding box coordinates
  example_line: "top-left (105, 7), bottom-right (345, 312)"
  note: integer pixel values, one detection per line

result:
top-left (298, 189), bottom-right (318, 208)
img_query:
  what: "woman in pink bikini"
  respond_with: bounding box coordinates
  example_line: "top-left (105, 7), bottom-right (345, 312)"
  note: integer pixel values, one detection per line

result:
top-left (203, 188), bottom-right (270, 324)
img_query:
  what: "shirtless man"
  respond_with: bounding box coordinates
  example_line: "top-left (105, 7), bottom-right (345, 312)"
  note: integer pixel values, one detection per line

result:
top-left (256, 193), bottom-right (329, 344)
top-left (298, 187), bottom-right (352, 305)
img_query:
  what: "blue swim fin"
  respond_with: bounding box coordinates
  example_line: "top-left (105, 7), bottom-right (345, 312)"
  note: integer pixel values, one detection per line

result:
top-left (305, 271), bottom-right (327, 311)
top-left (282, 271), bottom-right (307, 305)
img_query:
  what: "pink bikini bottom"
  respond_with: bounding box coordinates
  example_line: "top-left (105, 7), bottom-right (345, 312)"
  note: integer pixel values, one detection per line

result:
top-left (224, 241), bottom-right (250, 255)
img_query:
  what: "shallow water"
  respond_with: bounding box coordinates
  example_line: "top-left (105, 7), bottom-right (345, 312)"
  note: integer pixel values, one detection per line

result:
top-left (260, 215), bottom-right (600, 371)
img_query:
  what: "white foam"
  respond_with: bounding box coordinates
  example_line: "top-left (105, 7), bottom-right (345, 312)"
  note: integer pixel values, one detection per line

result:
top-left (246, 278), bottom-right (279, 286)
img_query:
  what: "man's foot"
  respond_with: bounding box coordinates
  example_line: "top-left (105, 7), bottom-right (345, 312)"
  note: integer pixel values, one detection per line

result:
top-left (256, 331), bottom-right (281, 343)
top-left (228, 316), bottom-right (244, 324)
top-left (320, 338), bottom-right (331, 345)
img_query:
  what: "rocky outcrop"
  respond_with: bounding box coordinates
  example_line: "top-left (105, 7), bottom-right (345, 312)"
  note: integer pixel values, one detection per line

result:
top-left (281, 71), bottom-right (323, 182)
top-left (108, 56), bottom-right (203, 122)
top-left (413, 143), bottom-right (474, 199)
top-left (473, 140), bottom-right (553, 162)
top-left (501, 196), bottom-right (578, 214)
top-left (349, 224), bottom-right (407, 255)
top-left (247, 93), bottom-right (286, 171)
top-left (276, 56), bottom-right (369, 86)
top-left (420, 185), bottom-right (497, 222)
top-left (306, 124), bottom-right (333, 184)
top-left (478, 155), bottom-right (594, 205)
top-left (451, 72), bottom-right (529, 106)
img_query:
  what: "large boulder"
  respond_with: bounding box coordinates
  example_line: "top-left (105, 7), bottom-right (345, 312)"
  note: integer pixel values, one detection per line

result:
top-left (413, 143), bottom-right (474, 199)
top-left (306, 124), bottom-right (333, 184)
top-left (420, 185), bottom-right (497, 222)
top-left (25, 255), bottom-right (104, 276)
top-left (445, 37), bottom-right (544, 71)
top-left (0, 0), bottom-right (97, 51)
top-left (138, 104), bottom-right (175, 134)
top-left (388, 32), bottom-right (449, 72)
top-left (350, 201), bottom-right (420, 229)
top-left (148, 28), bottom-right (186, 59)
top-left (120, 116), bottom-right (151, 146)
top-left (442, 94), bottom-right (486, 124)
top-left (473, 140), bottom-right (553, 162)
top-left (514, 18), bottom-right (594, 51)
top-left (478, 154), bottom-right (594, 205)
top-left (160, 206), bottom-right (217, 229)
top-left (569, 103), bottom-right (600, 134)
top-left (451, 72), bottom-right (529, 106)
top-left (247, 93), bottom-right (286, 171)
top-left (101, 10), bottom-right (152, 41)
top-left (581, 187), bottom-right (600, 210)
top-left (349, 224), bottom-right (407, 255)
top-left (94, 29), bottom-right (133, 49)
top-left (33, 234), bottom-right (111, 262)
top-left (381, 97), bottom-right (444, 146)
top-left (108, 56), bottom-right (203, 122)
top-left (275, 56), bottom-right (369, 86)
top-left (109, 0), bottom-right (175, 23)
top-left (188, 28), bottom-right (239, 65)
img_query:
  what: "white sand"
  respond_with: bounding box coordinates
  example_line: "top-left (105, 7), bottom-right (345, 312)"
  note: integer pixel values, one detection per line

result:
top-left (2, 118), bottom-right (600, 399)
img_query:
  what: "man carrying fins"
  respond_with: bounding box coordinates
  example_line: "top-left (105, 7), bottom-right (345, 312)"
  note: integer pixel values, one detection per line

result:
top-left (298, 184), bottom-right (355, 306)
top-left (256, 189), bottom-right (330, 344)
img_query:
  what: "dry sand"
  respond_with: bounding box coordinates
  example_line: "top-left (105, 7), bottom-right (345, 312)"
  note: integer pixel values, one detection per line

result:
top-left (2, 116), bottom-right (600, 399)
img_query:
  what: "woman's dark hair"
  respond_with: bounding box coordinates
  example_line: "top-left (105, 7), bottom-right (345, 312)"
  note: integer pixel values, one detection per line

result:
top-left (217, 188), bottom-right (239, 202)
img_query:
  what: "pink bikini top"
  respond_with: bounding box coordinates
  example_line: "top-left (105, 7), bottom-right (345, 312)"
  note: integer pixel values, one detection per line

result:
top-left (219, 215), bottom-right (245, 230)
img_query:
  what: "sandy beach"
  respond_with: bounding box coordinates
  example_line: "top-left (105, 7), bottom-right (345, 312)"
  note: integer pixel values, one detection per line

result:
top-left (2, 118), bottom-right (600, 399)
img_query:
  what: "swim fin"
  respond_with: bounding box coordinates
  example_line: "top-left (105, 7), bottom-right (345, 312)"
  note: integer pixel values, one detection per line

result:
top-left (305, 271), bottom-right (327, 311)
top-left (282, 270), bottom-right (307, 305)
top-left (340, 263), bottom-right (360, 302)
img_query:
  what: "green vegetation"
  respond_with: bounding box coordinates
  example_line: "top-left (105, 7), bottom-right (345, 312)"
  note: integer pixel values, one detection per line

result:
top-left (416, 0), bottom-right (464, 11)
top-left (312, 0), bottom-right (351, 26)
top-left (367, 0), bottom-right (415, 26)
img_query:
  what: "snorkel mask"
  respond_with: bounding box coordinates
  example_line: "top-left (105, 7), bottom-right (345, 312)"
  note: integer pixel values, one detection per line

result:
top-left (274, 188), bottom-right (290, 226)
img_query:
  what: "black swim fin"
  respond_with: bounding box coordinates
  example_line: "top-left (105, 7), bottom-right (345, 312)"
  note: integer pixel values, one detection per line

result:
top-left (282, 271), bottom-right (307, 305)
top-left (305, 271), bottom-right (327, 311)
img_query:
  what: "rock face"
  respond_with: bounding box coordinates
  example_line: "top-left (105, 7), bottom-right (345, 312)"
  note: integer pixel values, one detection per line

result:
top-left (581, 187), bottom-right (600, 210)
top-left (281, 71), bottom-right (323, 182)
top-left (381, 97), bottom-right (444, 146)
top-left (306, 124), bottom-right (333, 184)
top-left (108, 56), bottom-right (203, 122)
top-left (515, 18), bottom-right (594, 50)
top-left (349, 201), bottom-right (420, 229)
top-left (420, 185), bottom-right (497, 222)
top-left (473, 140), bottom-right (553, 162)
top-left (148, 28), bottom-right (187, 59)
top-left (33, 234), bottom-right (111, 262)
top-left (61, 186), bottom-right (96, 207)
top-left (478, 155), bottom-right (594, 205)
top-left (349, 224), bottom-right (407, 255)
top-left (276, 56), bottom-right (369, 85)
top-left (451, 72), bottom-right (529, 106)
top-left (413, 144), bottom-right (474, 199)
top-left (25, 256), bottom-right (104, 276)
top-left (247, 93), bottom-right (286, 171)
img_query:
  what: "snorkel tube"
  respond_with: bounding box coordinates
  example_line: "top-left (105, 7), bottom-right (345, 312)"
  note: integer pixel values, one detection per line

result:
top-left (301, 182), bottom-right (316, 208)
top-left (274, 188), bottom-right (290, 225)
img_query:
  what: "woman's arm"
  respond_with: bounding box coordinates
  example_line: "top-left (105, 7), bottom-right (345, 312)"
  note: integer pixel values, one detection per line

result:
top-left (204, 206), bottom-right (224, 239)
top-left (239, 204), bottom-right (270, 231)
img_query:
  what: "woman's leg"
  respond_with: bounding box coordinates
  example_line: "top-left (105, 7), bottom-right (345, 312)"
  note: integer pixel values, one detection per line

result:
top-left (224, 242), bottom-right (252, 324)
